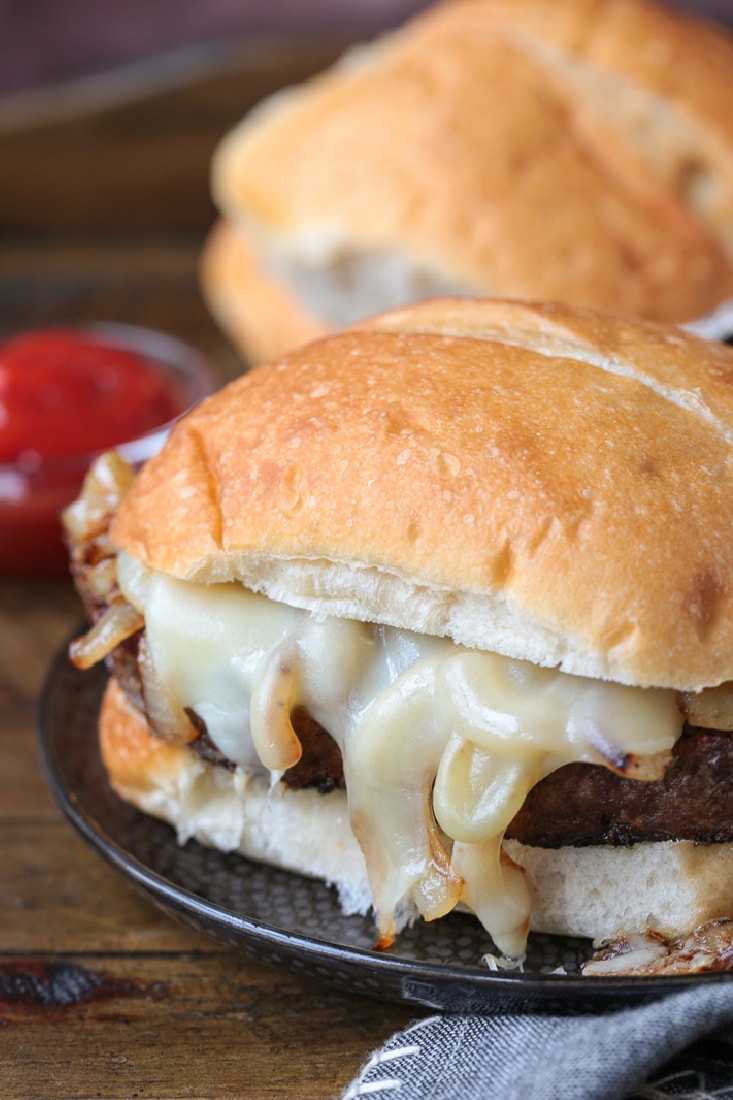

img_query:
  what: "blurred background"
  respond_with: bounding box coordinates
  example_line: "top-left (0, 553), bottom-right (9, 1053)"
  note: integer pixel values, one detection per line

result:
top-left (0, 1), bottom-right (425, 234)
top-left (0, 1), bottom-right (431, 97)
top-left (2, 0), bottom-right (731, 100)
top-left (1, 0), bottom-right (732, 357)
top-left (2, 0), bottom-right (731, 227)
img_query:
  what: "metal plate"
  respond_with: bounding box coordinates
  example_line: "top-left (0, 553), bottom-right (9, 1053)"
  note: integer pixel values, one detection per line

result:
top-left (38, 642), bottom-right (733, 1013)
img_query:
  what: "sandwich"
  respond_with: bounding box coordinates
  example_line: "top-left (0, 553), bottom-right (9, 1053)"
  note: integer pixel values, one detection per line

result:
top-left (201, 0), bottom-right (733, 365)
top-left (64, 298), bottom-right (733, 972)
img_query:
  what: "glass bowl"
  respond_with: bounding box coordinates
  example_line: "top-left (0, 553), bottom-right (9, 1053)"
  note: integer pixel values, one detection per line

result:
top-left (0, 323), bottom-right (219, 577)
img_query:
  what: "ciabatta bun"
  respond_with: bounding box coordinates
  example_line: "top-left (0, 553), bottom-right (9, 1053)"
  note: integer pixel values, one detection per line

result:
top-left (204, 0), bottom-right (733, 362)
top-left (112, 297), bottom-right (733, 692)
top-left (64, 296), bottom-right (733, 965)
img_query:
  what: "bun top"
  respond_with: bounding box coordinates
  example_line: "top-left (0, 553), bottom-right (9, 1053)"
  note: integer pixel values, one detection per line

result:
top-left (211, 0), bottom-right (733, 326)
top-left (112, 298), bottom-right (733, 692)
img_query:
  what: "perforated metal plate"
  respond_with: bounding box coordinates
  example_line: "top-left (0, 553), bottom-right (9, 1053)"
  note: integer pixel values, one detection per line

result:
top-left (38, 642), bottom-right (731, 1013)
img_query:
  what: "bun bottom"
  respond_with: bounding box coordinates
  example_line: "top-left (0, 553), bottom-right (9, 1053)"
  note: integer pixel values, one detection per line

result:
top-left (99, 679), bottom-right (371, 917)
top-left (100, 678), bottom-right (733, 949)
top-left (504, 840), bottom-right (733, 945)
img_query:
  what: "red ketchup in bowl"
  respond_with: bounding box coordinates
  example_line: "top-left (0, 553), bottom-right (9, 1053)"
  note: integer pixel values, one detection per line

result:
top-left (0, 330), bottom-right (181, 465)
top-left (0, 326), bottom-right (215, 576)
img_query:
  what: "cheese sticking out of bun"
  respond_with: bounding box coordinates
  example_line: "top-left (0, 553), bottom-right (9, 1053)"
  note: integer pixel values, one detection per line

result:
top-left (66, 298), bottom-right (733, 963)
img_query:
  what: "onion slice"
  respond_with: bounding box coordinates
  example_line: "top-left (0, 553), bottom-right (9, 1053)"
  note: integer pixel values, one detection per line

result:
top-left (137, 633), bottom-right (197, 744)
top-left (584, 920), bottom-right (733, 976)
top-left (63, 451), bottom-right (135, 544)
top-left (69, 602), bottom-right (143, 670)
top-left (680, 684), bottom-right (733, 731)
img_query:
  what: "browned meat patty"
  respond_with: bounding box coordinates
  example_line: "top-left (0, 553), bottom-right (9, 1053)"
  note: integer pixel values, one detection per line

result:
top-left (66, 456), bottom-right (733, 851)
top-left (505, 725), bottom-right (733, 847)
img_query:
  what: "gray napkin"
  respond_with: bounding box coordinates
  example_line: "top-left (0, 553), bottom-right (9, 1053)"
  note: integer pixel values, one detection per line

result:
top-left (342, 983), bottom-right (733, 1099)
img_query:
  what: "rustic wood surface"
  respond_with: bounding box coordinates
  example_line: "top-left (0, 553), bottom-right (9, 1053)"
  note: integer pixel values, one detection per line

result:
top-left (0, 42), bottom-right (418, 1100)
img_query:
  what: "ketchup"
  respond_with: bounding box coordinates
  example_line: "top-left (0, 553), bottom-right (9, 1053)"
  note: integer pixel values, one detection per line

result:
top-left (0, 328), bottom-right (191, 576)
top-left (0, 329), bottom-right (183, 464)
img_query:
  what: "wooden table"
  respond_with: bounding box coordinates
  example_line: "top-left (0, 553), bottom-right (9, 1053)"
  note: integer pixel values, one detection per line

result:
top-left (0, 39), bottom-right (417, 1099)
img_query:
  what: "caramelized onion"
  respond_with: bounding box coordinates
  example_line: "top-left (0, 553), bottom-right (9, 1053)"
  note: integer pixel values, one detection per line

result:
top-left (414, 789), bottom-right (463, 922)
top-left (680, 684), bottom-right (733, 731)
top-left (82, 558), bottom-right (119, 602)
top-left (65, 450), bottom-right (140, 668)
top-left (580, 716), bottom-right (673, 780)
top-left (584, 920), bottom-right (733, 976)
top-left (249, 642), bottom-right (304, 770)
top-left (62, 451), bottom-right (135, 543)
top-left (69, 602), bottom-right (143, 670)
top-left (137, 633), bottom-right (197, 744)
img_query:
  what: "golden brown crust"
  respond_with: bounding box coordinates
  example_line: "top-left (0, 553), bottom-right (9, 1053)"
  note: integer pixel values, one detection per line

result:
top-left (484, 0), bottom-right (733, 250)
top-left (199, 219), bottom-right (329, 365)
top-left (99, 678), bottom-right (184, 796)
top-left (111, 297), bottom-right (733, 691)
top-left (210, 0), bottom-right (733, 341)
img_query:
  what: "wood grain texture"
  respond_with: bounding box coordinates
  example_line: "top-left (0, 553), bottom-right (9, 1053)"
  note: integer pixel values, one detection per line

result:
top-left (0, 39), bottom-right (347, 233)
top-left (0, 238), bottom-right (241, 381)
top-left (0, 512), bottom-right (418, 1100)
top-left (0, 47), bottom-right (421, 1099)
top-left (0, 955), bottom-right (414, 1099)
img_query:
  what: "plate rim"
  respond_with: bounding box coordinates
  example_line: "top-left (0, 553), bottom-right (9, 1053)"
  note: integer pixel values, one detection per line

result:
top-left (37, 637), bottom-right (733, 1010)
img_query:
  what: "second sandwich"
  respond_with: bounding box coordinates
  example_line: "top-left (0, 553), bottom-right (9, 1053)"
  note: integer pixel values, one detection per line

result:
top-left (203, 0), bottom-right (733, 363)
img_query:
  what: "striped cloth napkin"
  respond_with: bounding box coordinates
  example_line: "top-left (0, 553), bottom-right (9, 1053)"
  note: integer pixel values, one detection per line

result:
top-left (342, 983), bottom-right (733, 1099)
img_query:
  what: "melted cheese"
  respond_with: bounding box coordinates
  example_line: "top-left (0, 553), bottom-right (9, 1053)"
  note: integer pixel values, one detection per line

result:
top-left (117, 553), bottom-right (683, 958)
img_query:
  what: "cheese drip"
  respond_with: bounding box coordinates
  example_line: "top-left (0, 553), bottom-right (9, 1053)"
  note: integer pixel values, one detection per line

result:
top-left (118, 555), bottom-right (683, 958)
